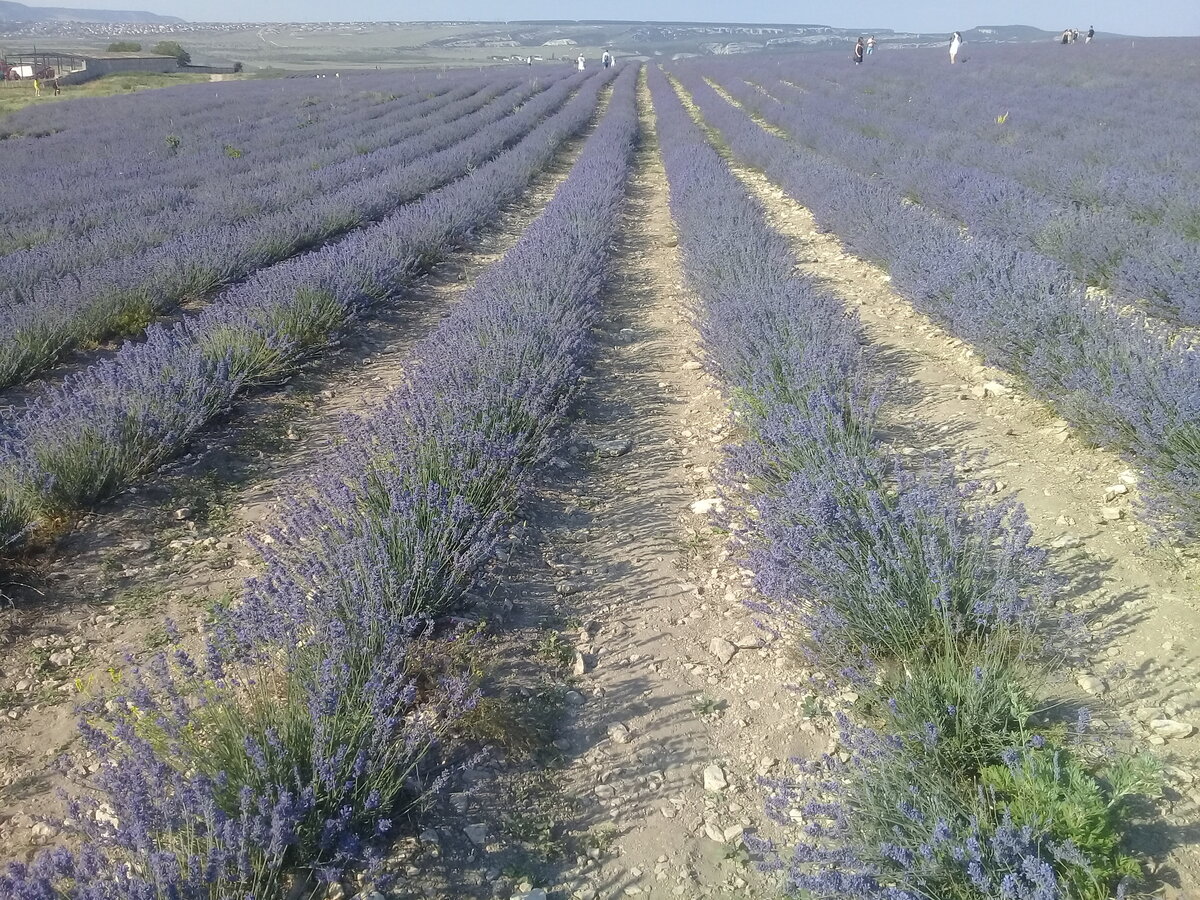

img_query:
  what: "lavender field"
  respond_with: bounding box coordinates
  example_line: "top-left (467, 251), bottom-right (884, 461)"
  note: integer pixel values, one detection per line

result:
top-left (0, 40), bottom-right (1198, 900)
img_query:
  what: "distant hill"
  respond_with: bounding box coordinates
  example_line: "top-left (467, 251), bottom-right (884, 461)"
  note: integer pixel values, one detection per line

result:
top-left (0, 0), bottom-right (181, 23)
top-left (417, 21), bottom-right (1076, 58)
top-left (965, 25), bottom-right (1065, 41)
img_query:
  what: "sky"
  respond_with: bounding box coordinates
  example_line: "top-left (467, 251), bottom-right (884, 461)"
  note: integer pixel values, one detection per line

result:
top-left (53, 0), bottom-right (1200, 37)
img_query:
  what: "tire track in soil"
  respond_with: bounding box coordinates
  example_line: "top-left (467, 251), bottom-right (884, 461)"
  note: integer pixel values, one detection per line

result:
top-left (0, 94), bottom-right (611, 864)
top-left (720, 159), bottom-right (1200, 894)
top-left (405, 79), bottom-right (825, 900)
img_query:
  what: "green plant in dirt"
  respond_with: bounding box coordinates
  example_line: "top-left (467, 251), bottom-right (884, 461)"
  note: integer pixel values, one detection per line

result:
top-left (223, 144), bottom-right (244, 159)
top-left (579, 824), bottom-right (619, 855)
top-left (172, 470), bottom-right (240, 532)
top-left (692, 693), bottom-right (727, 719)
top-left (143, 623), bottom-right (174, 649)
top-left (460, 682), bottom-right (566, 758)
top-left (499, 772), bottom-right (579, 861)
top-left (114, 585), bottom-right (169, 617)
top-left (533, 630), bottom-right (576, 668)
top-left (980, 747), bottom-right (1160, 900)
top-left (164, 133), bottom-right (182, 151)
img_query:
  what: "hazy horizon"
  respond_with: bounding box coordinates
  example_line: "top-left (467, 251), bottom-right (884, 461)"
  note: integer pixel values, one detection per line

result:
top-left (8, 0), bottom-right (1200, 37)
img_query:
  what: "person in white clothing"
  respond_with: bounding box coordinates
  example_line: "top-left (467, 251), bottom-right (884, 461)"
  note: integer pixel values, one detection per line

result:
top-left (949, 31), bottom-right (962, 63)
top-left (577, 54), bottom-right (586, 71)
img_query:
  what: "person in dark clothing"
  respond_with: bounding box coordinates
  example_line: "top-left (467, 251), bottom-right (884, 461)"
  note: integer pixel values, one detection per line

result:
top-left (854, 37), bottom-right (864, 64)
top-left (1086, 26), bottom-right (1095, 42)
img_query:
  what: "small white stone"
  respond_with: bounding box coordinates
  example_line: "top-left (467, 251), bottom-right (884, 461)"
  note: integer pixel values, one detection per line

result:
top-left (1150, 720), bottom-right (1195, 740)
top-left (703, 763), bottom-right (728, 792)
top-left (708, 637), bottom-right (737, 664)
top-left (608, 723), bottom-right (632, 744)
top-left (1076, 675), bottom-right (1107, 695)
top-left (690, 498), bottom-right (725, 516)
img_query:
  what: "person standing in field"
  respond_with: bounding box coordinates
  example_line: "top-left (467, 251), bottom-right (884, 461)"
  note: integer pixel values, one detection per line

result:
top-left (854, 37), bottom-right (864, 64)
top-left (52, 77), bottom-right (60, 95)
top-left (577, 53), bottom-right (585, 71)
top-left (1086, 25), bottom-right (1095, 42)
top-left (602, 49), bottom-right (613, 68)
top-left (32, 77), bottom-right (40, 97)
top-left (949, 31), bottom-right (962, 63)
top-left (867, 35), bottom-right (877, 55)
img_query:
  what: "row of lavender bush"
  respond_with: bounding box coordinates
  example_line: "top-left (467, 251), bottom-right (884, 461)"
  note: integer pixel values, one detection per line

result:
top-left (0, 71), bottom-right (580, 390)
top-left (0, 66), bottom-right (617, 553)
top-left (0, 73), bottom-right (499, 298)
top-left (725, 45), bottom-right (1200, 243)
top-left (650, 64), bottom-right (1158, 900)
top-left (0, 61), bottom-right (639, 900)
top-left (667, 67), bottom-right (1200, 543)
top-left (701, 62), bottom-right (1200, 327)
top-left (0, 69), bottom-right (479, 237)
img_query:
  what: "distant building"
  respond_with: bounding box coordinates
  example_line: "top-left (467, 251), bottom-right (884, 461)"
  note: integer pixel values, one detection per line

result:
top-left (0, 50), bottom-right (178, 84)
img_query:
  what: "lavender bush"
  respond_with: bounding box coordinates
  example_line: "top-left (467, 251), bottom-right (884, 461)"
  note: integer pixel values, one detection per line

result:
top-left (0, 62), bottom-right (640, 898)
top-left (649, 67), bottom-right (1051, 672)
top-left (758, 717), bottom-right (1156, 900)
top-left (648, 64), bottom-right (1157, 899)
top-left (0, 66), bottom-right (617, 551)
top-left (696, 47), bottom-right (1200, 326)
top-left (668, 66), bottom-right (1200, 542)
top-left (0, 71), bottom-right (583, 389)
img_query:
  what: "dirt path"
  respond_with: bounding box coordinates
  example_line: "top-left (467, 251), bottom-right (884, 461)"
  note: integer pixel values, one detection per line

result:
top-left (721, 160), bottom-right (1200, 894)
top-left (394, 78), bottom-right (825, 900)
top-left (0, 104), bottom-right (608, 862)
top-left (526, 85), bottom-right (820, 900)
